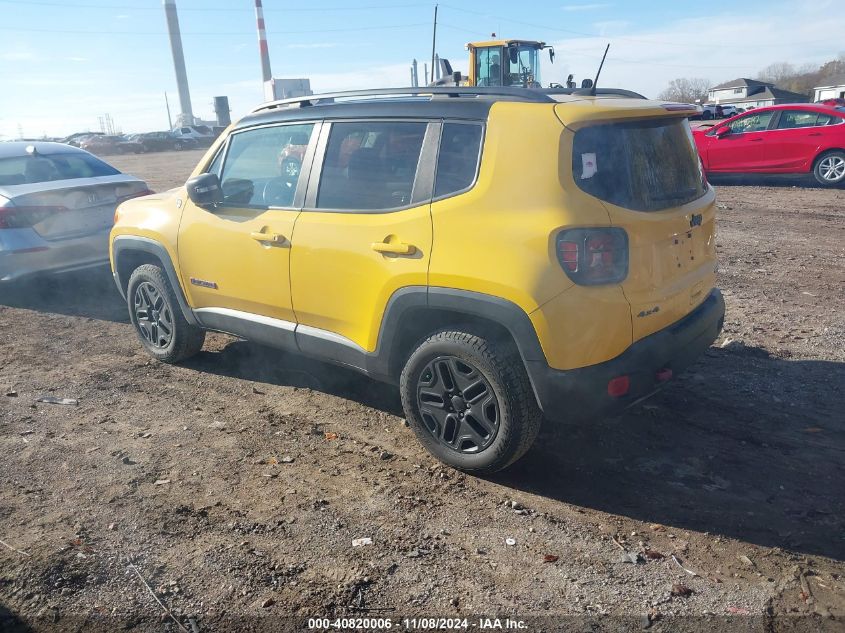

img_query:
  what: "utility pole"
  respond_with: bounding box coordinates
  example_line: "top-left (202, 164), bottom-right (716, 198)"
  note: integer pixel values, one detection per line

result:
top-left (430, 4), bottom-right (438, 86)
top-left (165, 92), bottom-right (173, 130)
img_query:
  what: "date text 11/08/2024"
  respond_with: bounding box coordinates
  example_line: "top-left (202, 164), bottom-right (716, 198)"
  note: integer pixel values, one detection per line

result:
top-left (307, 617), bottom-right (528, 630)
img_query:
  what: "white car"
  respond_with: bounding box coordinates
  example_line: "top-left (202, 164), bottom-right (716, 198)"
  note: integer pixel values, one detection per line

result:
top-left (0, 142), bottom-right (150, 282)
top-left (701, 104), bottom-right (741, 119)
top-left (172, 125), bottom-right (215, 146)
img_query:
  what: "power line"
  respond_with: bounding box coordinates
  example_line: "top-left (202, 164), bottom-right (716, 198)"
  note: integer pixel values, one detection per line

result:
top-left (0, 22), bottom-right (429, 36)
top-left (0, 0), bottom-right (428, 11)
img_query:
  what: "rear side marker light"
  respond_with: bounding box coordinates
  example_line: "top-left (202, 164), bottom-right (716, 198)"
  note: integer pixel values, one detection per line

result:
top-left (607, 376), bottom-right (630, 398)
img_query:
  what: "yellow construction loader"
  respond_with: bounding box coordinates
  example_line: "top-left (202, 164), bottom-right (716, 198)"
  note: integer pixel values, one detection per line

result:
top-left (436, 39), bottom-right (578, 89)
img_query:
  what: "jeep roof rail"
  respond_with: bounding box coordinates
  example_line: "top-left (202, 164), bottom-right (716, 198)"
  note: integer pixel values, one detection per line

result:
top-left (250, 86), bottom-right (557, 113)
top-left (544, 87), bottom-right (647, 99)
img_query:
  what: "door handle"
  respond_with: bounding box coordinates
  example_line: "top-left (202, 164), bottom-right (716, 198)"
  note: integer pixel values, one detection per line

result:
top-left (749, 137), bottom-right (764, 142)
top-left (808, 132), bottom-right (822, 137)
top-left (250, 231), bottom-right (286, 245)
top-left (372, 240), bottom-right (415, 255)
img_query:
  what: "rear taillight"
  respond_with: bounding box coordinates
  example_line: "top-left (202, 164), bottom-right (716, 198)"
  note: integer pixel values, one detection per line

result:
top-left (0, 205), bottom-right (69, 229)
top-left (556, 227), bottom-right (628, 285)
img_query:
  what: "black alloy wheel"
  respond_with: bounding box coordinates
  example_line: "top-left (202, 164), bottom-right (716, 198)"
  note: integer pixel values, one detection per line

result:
top-left (133, 281), bottom-right (174, 350)
top-left (416, 355), bottom-right (501, 454)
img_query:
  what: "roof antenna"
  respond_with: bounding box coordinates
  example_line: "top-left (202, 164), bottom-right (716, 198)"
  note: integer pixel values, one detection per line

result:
top-left (590, 43), bottom-right (610, 96)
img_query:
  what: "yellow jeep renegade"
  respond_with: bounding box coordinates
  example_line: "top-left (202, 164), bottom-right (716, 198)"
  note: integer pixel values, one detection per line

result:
top-left (110, 87), bottom-right (724, 473)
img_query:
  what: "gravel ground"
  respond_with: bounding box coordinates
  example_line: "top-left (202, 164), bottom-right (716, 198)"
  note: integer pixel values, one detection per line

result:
top-left (1, 150), bottom-right (843, 632)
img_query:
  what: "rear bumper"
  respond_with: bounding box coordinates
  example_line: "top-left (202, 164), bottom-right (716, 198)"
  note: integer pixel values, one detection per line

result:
top-left (528, 289), bottom-right (725, 420)
top-left (0, 229), bottom-right (110, 282)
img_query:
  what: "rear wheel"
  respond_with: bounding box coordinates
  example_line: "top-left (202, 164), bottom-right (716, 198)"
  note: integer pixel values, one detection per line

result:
top-left (127, 264), bottom-right (205, 363)
top-left (399, 329), bottom-right (542, 474)
top-left (813, 151), bottom-right (845, 186)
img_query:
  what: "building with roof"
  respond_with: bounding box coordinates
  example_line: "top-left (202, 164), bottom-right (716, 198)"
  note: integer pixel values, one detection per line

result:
top-left (813, 74), bottom-right (845, 102)
top-left (706, 78), bottom-right (809, 109)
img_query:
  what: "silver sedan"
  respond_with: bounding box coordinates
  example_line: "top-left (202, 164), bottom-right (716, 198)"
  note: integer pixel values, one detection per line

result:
top-left (0, 142), bottom-right (151, 282)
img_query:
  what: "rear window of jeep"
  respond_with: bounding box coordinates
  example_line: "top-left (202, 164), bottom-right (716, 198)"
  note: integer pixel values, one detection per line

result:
top-left (572, 118), bottom-right (706, 211)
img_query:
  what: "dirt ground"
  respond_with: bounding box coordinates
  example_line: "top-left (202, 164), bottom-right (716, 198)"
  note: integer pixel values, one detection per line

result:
top-left (1, 150), bottom-right (843, 632)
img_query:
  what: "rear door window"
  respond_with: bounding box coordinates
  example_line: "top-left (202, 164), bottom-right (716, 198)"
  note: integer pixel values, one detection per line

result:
top-left (777, 110), bottom-right (823, 129)
top-left (572, 118), bottom-right (706, 212)
top-left (218, 123), bottom-right (314, 209)
top-left (316, 121), bottom-right (427, 211)
top-left (434, 122), bottom-right (483, 199)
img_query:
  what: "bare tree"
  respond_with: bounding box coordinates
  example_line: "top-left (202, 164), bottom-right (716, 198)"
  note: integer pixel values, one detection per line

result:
top-left (658, 77), bottom-right (711, 103)
top-left (757, 62), bottom-right (796, 84)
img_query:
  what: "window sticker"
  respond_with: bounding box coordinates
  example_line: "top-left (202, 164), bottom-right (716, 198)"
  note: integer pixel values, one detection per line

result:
top-left (581, 152), bottom-right (598, 179)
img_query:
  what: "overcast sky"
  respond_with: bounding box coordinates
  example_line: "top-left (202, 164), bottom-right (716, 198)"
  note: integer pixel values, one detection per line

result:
top-left (1, 0), bottom-right (843, 138)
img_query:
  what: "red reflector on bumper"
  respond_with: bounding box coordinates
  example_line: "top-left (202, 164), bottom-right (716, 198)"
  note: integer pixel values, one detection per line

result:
top-left (656, 368), bottom-right (673, 382)
top-left (607, 375), bottom-right (630, 398)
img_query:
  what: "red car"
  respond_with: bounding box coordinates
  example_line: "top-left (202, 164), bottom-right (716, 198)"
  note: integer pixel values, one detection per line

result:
top-left (693, 104), bottom-right (845, 186)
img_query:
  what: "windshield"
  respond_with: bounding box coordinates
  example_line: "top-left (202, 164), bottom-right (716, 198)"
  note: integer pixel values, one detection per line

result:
top-left (507, 45), bottom-right (541, 87)
top-left (572, 118), bottom-right (707, 212)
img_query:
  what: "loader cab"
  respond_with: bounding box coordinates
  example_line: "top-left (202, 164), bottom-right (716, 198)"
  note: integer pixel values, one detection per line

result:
top-left (467, 40), bottom-right (552, 88)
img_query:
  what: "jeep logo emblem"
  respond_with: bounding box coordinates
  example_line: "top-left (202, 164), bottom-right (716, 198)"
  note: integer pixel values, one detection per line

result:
top-left (689, 213), bottom-right (703, 228)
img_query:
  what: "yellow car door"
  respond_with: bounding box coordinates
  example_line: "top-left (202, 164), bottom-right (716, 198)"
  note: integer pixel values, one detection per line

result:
top-left (177, 122), bottom-right (319, 332)
top-left (290, 120), bottom-right (436, 356)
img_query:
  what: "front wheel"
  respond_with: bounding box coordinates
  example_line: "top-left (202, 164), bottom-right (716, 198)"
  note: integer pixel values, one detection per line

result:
top-left (399, 329), bottom-right (542, 474)
top-left (127, 264), bottom-right (205, 363)
top-left (813, 151), bottom-right (845, 186)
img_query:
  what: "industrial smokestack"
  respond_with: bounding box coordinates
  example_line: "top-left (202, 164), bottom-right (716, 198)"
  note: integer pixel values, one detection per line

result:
top-left (162, 0), bottom-right (193, 126)
top-left (254, 0), bottom-right (273, 84)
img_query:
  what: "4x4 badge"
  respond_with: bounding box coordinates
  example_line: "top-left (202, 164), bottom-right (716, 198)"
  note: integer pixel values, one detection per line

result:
top-left (690, 213), bottom-right (703, 228)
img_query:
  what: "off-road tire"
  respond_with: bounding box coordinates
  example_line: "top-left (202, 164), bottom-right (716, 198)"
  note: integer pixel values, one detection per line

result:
top-left (126, 264), bottom-right (205, 363)
top-left (813, 150), bottom-right (845, 186)
top-left (399, 329), bottom-right (542, 474)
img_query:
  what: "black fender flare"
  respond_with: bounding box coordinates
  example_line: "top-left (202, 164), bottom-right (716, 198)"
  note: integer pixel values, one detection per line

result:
top-left (111, 235), bottom-right (200, 326)
top-left (370, 287), bottom-right (549, 407)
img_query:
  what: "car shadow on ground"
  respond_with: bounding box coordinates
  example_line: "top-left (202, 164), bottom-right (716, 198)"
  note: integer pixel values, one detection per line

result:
top-left (184, 339), bottom-right (404, 417)
top-left (0, 267), bottom-right (127, 323)
top-left (0, 604), bottom-right (32, 633)
top-left (192, 338), bottom-right (844, 561)
top-left (492, 344), bottom-right (845, 562)
top-left (709, 174), bottom-right (841, 189)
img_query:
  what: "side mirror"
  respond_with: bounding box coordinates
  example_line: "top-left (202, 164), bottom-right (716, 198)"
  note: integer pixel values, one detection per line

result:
top-left (549, 48), bottom-right (555, 63)
top-left (581, 78), bottom-right (594, 89)
top-left (509, 47), bottom-right (518, 65)
top-left (186, 172), bottom-right (223, 207)
top-left (714, 126), bottom-right (731, 138)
